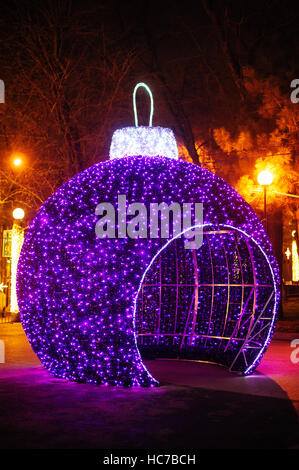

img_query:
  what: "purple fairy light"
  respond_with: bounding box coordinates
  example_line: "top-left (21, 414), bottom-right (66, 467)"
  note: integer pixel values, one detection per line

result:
top-left (17, 83), bottom-right (280, 386)
top-left (17, 153), bottom-right (280, 386)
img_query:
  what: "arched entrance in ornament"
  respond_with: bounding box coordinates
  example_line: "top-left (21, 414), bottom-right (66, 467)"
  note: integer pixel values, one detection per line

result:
top-left (134, 224), bottom-right (277, 375)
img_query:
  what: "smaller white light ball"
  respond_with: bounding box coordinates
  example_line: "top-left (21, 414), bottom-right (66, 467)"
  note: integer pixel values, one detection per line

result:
top-left (13, 208), bottom-right (25, 220)
top-left (258, 170), bottom-right (273, 186)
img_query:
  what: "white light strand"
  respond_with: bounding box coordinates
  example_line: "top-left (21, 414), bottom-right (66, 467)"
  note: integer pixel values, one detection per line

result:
top-left (292, 239), bottom-right (299, 282)
top-left (253, 188), bottom-right (299, 198)
top-left (273, 190), bottom-right (299, 198)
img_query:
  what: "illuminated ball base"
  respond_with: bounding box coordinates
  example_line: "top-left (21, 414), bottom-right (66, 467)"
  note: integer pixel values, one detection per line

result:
top-left (17, 156), bottom-right (280, 386)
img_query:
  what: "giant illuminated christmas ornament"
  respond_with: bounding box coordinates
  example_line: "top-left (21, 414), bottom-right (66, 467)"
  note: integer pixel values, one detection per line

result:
top-left (17, 83), bottom-right (280, 387)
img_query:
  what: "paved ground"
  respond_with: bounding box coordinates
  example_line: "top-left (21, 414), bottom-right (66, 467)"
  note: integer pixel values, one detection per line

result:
top-left (0, 323), bottom-right (298, 449)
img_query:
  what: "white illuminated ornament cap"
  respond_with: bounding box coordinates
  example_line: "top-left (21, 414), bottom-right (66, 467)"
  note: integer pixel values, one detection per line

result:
top-left (109, 83), bottom-right (179, 161)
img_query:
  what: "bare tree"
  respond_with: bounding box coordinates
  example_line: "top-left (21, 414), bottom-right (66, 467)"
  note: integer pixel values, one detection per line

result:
top-left (0, 1), bottom-right (136, 219)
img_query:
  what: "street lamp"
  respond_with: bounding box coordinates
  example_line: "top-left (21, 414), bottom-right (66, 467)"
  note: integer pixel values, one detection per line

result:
top-left (258, 170), bottom-right (273, 232)
top-left (11, 153), bottom-right (25, 169)
top-left (13, 157), bottom-right (23, 167)
top-left (12, 207), bottom-right (25, 220)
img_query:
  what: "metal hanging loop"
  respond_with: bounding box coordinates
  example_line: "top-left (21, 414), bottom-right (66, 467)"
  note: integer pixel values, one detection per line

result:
top-left (133, 82), bottom-right (154, 127)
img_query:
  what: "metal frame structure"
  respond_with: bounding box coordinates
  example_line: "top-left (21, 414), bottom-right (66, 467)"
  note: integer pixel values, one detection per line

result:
top-left (136, 226), bottom-right (276, 374)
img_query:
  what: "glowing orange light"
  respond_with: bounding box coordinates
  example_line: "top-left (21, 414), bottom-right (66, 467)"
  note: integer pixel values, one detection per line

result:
top-left (13, 157), bottom-right (22, 167)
